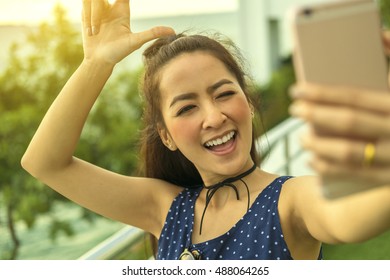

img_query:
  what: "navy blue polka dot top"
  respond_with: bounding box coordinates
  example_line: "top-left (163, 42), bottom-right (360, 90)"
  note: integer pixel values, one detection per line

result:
top-left (157, 176), bottom-right (305, 260)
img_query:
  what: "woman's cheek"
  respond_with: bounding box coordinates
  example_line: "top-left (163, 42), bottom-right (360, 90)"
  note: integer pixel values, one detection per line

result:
top-left (230, 97), bottom-right (251, 122)
top-left (169, 118), bottom-right (200, 149)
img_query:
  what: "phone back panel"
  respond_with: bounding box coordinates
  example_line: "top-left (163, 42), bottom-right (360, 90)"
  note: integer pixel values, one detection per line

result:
top-left (292, 0), bottom-right (389, 91)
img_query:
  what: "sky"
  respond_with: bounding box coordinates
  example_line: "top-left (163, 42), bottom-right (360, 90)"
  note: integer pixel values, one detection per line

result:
top-left (0, 0), bottom-right (238, 25)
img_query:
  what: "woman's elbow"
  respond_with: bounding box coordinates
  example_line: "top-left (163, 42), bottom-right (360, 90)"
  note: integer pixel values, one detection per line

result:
top-left (21, 150), bottom-right (52, 180)
top-left (21, 151), bottom-right (39, 177)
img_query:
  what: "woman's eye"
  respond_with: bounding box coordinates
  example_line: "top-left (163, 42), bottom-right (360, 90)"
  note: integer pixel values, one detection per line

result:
top-left (176, 105), bottom-right (196, 116)
top-left (217, 91), bottom-right (235, 99)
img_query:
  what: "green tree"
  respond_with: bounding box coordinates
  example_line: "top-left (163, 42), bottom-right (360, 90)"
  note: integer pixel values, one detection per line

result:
top-left (380, 0), bottom-right (390, 28)
top-left (0, 4), bottom-right (142, 259)
top-left (0, 4), bottom-right (83, 260)
top-left (257, 56), bottom-right (295, 132)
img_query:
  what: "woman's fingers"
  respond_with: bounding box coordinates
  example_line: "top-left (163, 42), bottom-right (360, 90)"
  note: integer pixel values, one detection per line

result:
top-left (302, 131), bottom-right (363, 164)
top-left (91, 0), bottom-right (107, 35)
top-left (289, 82), bottom-right (390, 193)
top-left (309, 155), bottom-right (390, 187)
top-left (82, 0), bottom-right (92, 36)
top-left (290, 84), bottom-right (390, 114)
top-left (82, 0), bottom-right (110, 36)
top-left (301, 130), bottom-right (390, 166)
top-left (80, 0), bottom-right (174, 64)
top-left (303, 133), bottom-right (390, 195)
top-left (290, 100), bottom-right (390, 139)
top-left (130, 26), bottom-right (175, 51)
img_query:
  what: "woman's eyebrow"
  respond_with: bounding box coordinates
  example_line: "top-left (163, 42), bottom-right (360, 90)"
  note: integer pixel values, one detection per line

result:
top-left (207, 79), bottom-right (234, 94)
top-left (169, 92), bottom-right (197, 108)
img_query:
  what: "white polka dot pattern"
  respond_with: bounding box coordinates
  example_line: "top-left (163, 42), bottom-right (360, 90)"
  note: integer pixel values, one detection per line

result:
top-left (157, 176), bottom-right (304, 260)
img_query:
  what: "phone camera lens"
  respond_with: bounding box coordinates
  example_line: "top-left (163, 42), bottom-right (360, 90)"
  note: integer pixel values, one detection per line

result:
top-left (303, 8), bottom-right (312, 17)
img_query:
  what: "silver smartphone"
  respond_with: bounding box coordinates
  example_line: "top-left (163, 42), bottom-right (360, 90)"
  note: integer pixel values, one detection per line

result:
top-left (291, 0), bottom-right (388, 91)
top-left (290, 0), bottom-right (389, 198)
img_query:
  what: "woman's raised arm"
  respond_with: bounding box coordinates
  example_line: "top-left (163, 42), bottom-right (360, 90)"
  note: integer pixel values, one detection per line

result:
top-left (21, 0), bottom-right (177, 237)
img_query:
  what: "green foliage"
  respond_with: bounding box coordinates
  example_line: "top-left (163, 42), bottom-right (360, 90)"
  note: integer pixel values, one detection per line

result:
top-left (49, 220), bottom-right (75, 241)
top-left (0, 4), bottom-right (143, 259)
top-left (379, 0), bottom-right (390, 28)
top-left (77, 68), bottom-right (144, 175)
top-left (255, 56), bottom-right (295, 132)
top-left (0, 4), bottom-right (84, 259)
top-left (323, 230), bottom-right (390, 260)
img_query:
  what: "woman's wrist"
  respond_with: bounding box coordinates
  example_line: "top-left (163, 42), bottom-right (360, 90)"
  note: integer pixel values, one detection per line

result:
top-left (82, 56), bottom-right (115, 71)
top-left (80, 57), bottom-right (115, 81)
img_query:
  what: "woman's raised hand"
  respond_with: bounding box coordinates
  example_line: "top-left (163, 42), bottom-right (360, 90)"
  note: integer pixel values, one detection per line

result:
top-left (81, 0), bottom-right (175, 65)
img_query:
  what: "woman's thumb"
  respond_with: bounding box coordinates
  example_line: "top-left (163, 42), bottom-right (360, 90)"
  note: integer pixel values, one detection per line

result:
top-left (132, 26), bottom-right (175, 50)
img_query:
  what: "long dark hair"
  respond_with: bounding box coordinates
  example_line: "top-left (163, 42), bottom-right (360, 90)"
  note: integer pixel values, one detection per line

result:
top-left (138, 32), bottom-right (262, 188)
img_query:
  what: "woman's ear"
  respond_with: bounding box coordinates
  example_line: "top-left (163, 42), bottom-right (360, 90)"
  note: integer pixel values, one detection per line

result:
top-left (249, 103), bottom-right (255, 119)
top-left (157, 124), bottom-right (178, 151)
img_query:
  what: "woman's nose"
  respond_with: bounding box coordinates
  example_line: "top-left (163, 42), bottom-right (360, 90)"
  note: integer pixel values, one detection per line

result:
top-left (202, 105), bottom-right (227, 129)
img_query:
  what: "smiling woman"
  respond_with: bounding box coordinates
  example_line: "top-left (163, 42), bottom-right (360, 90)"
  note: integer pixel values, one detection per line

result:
top-left (20, 0), bottom-right (390, 261)
top-left (140, 33), bottom-right (261, 190)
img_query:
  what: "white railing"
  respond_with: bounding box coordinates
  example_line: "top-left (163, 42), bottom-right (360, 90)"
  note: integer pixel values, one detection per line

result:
top-left (78, 226), bottom-right (144, 260)
top-left (259, 117), bottom-right (313, 176)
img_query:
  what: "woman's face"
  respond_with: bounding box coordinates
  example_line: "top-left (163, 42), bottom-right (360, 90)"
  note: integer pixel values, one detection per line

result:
top-left (158, 51), bottom-right (254, 185)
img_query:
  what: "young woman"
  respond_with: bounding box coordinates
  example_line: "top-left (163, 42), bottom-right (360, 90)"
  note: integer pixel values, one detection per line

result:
top-left (21, 0), bottom-right (390, 260)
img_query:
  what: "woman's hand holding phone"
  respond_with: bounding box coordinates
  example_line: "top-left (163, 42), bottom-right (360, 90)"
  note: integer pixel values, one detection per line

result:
top-left (289, 81), bottom-right (390, 187)
top-left (289, 0), bottom-right (390, 198)
top-left (289, 31), bottom-right (390, 198)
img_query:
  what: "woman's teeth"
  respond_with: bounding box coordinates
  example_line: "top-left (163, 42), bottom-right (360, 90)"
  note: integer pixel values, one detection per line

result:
top-left (204, 131), bottom-right (235, 148)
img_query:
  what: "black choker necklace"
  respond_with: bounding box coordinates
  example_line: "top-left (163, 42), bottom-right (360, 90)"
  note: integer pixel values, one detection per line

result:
top-left (178, 163), bottom-right (257, 260)
top-left (199, 163), bottom-right (257, 235)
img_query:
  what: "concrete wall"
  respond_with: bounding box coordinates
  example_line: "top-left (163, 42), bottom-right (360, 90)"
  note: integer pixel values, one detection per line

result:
top-left (238, 0), bottom-right (326, 83)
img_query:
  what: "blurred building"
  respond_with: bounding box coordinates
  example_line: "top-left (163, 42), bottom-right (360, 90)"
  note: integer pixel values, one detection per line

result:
top-left (0, 0), bottom-right (326, 83)
top-left (238, 0), bottom-right (325, 84)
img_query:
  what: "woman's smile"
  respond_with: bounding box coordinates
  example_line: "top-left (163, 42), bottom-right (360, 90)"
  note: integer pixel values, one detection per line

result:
top-left (203, 130), bottom-right (237, 155)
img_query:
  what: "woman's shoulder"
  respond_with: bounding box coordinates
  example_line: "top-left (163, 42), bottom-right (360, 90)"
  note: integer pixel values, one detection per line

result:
top-left (146, 177), bottom-right (187, 200)
top-left (281, 175), bottom-right (319, 191)
top-left (277, 175), bottom-right (322, 259)
top-left (278, 175), bottom-right (320, 207)
top-left (277, 175), bottom-right (321, 223)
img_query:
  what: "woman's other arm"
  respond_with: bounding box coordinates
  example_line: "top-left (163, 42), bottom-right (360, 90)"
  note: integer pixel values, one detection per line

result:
top-left (21, 0), bottom-right (176, 237)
